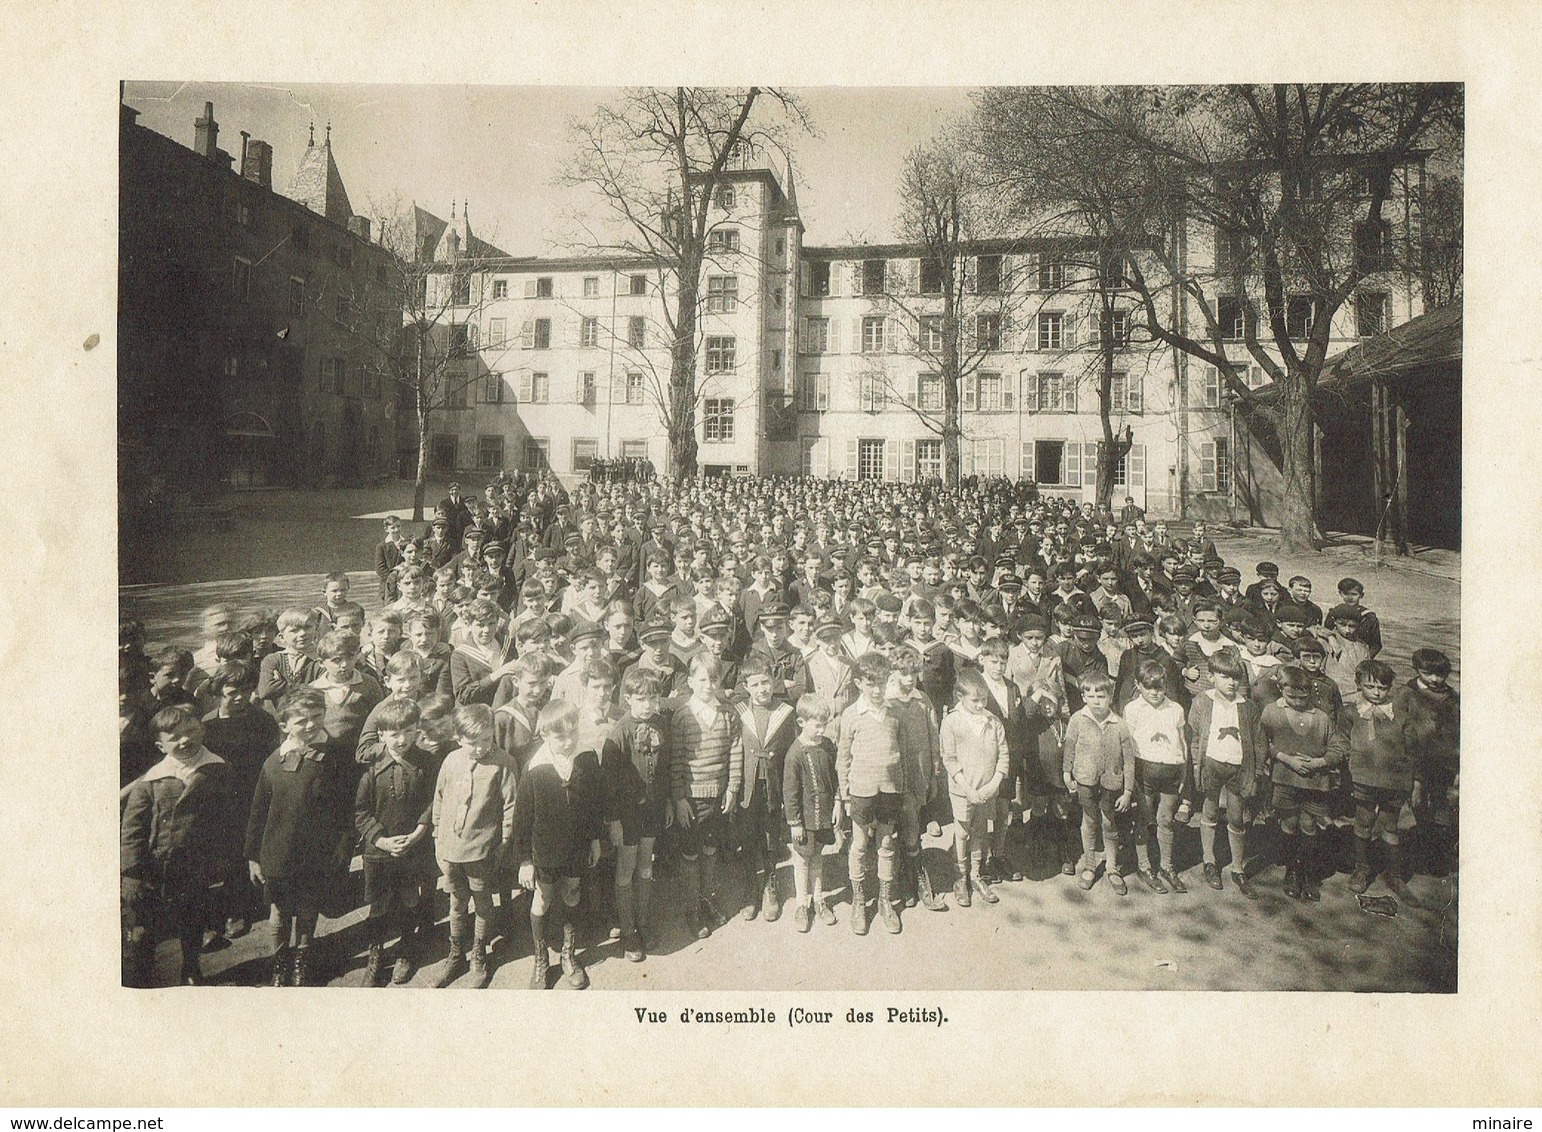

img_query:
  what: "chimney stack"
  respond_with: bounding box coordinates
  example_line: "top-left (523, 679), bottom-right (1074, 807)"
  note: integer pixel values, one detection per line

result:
top-left (241, 136), bottom-right (274, 190)
top-left (194, 101), bottom-right (219, 159)
top-left (347, 216), bottom-right (372, 242)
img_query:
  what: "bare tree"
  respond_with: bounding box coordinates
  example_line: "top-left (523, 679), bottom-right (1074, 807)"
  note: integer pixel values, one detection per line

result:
top-left (974, 83), bottom-right (1461, 550)
top-left (559, 87), bottom-right (813, 476)
top-left (1421, 172), bottom-right (1462, 310)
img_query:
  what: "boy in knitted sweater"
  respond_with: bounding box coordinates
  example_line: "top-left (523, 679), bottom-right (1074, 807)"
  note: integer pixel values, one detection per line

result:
top-left (670, 654), bottom-right (744, 940)
top-left (1061, 672), bottom-right (1137, 896)
top-left (835, 652), bottom-right (909, 936)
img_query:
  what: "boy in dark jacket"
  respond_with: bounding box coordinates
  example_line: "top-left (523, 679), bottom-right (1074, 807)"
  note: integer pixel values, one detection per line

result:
top-left (353, 698), bottom-right (436, 985)
top-left (514, 700), bottom-right (604, 990)
top-left (782, 694), bottom-right (841, 932)
top-left (121, 705), bottom-right (232, 987)
top-left (602, 667), bottom-right (672, 962)
top-left (1395, 648), bottom-right (1460, 875)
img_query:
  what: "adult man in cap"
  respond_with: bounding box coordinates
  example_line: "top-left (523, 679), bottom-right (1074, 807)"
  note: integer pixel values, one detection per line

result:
top-left (423, 515), bottom-right (456, 570)
top-left (437, 481), bottom-right (476, 547)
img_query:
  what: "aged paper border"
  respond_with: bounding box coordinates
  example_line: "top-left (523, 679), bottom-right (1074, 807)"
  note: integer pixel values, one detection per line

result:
top-left (0, 0), bottom-right (1535, 1108)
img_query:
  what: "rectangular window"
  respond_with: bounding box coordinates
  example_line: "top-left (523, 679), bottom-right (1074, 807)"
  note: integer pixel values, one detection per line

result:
top-left (533, 318), bottom-right (551, 349)
top-left (1038, 312), bottom-right (1064, 351)
top-left (920, 315), bottom-right (944, 353)
top-left (232, 257), bottom-right (251, 301)
top-left (446, 369), bottom-right (467, 408)
top-left (1035, 371), bottom-right (1076, 413)
top-left (1097, 251), bottom-right (1124, 290)
top-left (451, 274), bottom-right (471, 306)
top-left (1355, 219), bottom-right (1391, 273)
top-left (1201, 438), bottom-right (1231, 493)
top-left (706, 275), bottom-right (739, 313)
top-left (1357, 291), bottom-right (1390, 337)
top-left (580, 317), bottom-right (599, 348)
top-left (976, 373), bottom-right (1002, 412)
top-left (1035, 439), bottom-right (1064, 485)
top-left (1215, 228), bottom-right (1249, 276)
top-left (705, 336), bottom-right (736, 374)
top-left (583, 276), bottom-right (600, 298)
top-left (1202, 367), bottom-right (1221, 408)
top-left (1110, 371), bottom-right (1143, 414)
top-left (1091, 309), bottom-right (1131, 347)
top-left (709, 228), bottom-right (741, 253)
top-left (572, 438), bottom-right (598, 472)
top-left (628, 316), bottom-right (646, 349)
top-left (477, 435), bottom-right (504, 470)
top-left (716, 185), bottom-right (736, 211)
top-left (432, 435), bottom-right (458, 471)
top-left (621, 440), bottom-right (649, 461)
top-left (703, 398), bottom-right (736, 442)
top-left (1037, 256), bottom-right (1065, 291)
top-left (579, 371), bottom-right (597, 405)
top-left (524, 438), bottom-right (549, 471)
top-left (534, 277), bottom-right (553, 299)
top-left (809, 261), bottom-right (831, 296)
top-left (919, 258), bottom-right (944, 295)
top-left (916, 438), bottom-right (943, 480)
top-left (861, 259), bottom-right (887, 296)
top-left (918, 373), bottom-right (943, 411)
top-left (975, 254), bottom-right (1002, 294)
top-left (531, 372), bottom-right (550, 403)
top-left (857, 439), bottom-right (886, 481)
top-left (481, 372), bottom-right (505, 404)
top-left (488, 317), bottom-right (507, 347)
top-left (1218, 296), bottom-right (1250, 342)
top-left (626, 370), bottom-right (645, 405)
top-left (492, 279), bottom-right (508, 299)
top-left (288, 277), bottom-right (304, 317)
top-left (629, 274), bottom-right (648, 296)
top-left (1286, 295), bottom-right (1321, 340)
top-left (861, 316), bottom-right (886, 354)
top-left (976, 313), bottom-right (1002, 352)
top-left (805, 317), bottom-right (830, 354)
top-left (859, 374), bottom-right (886, 413)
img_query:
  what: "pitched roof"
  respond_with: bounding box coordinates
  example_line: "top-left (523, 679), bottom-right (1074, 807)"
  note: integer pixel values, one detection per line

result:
top-left (289, 134), bottom-right (353, 223)
top-left (1321, 303), bottom-right (1462, 388)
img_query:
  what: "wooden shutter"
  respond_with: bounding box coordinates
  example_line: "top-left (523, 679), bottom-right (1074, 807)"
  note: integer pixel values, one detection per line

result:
top-left (817, 373), bottom-right (830, 411)
top-left (884, 316), bottom-right (899, 353)
top-left (1085, 443), bottom-right (1100, 490)
top-left (1022, 370), bottom-right (1039, 413)
top-left (524, 280), bottom-right (538, 299)
top-left (851, 319), bottom-right (863, 354)
top-left (859, 376), bottom-right (875, 414)
top-left (1002, 374), bottom-right (1016, 412)
top-left (612, 373), bottom-right (626, 403)
top-left (1131, 444), bottom-right (1146, 488)
top-left (1020, 441), bottom-right (1035, 483)
top-left (1065, 440), bottom-right (1081, 486)
top-left (846, 437), bottom-right (859, 478)
top-left (901, 438), bottom-right (916, 482)
top-left (798, 319), bottom-right (810, 354)
top-left (799, 263), bottom-right (810, 298)
top-left (884, 440), bottom-right (897, 481)
top-left (1129, 372), bottom-right (1144, 414)
top-left (517, 371), bottom-right (533, 403)
top-left (828, 318), bottom-right (841, 354)
top-left (989, 439), bottom-right (1005, 477)
top-left (962, 374), bottom-right (978, 412)
top-left (1064, 315), bottom-right (1078, 348)
top-left (904, 374), bottom-right (918, 407)
top-left (519, 319), bottom-right (535, 349)
top-left (962, 441), bottom-right (975, 476)
top-left (1200, 441), bottom-right (1217, 491)
top-left (1066, 378), bottom-right (1078, 414)
top-left (812, 438), bottom-right (830, 477)
top-left (1204, 366), bottom-right (1220, 407)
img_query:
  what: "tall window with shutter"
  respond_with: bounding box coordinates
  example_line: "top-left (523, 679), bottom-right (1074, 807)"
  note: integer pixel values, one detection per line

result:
top-left (628, 316), bottom-right (646, 349)
top-left (859, 374), bottom-right (886, 414)
top-left (801, 371), bottom-right (829, 412)
top-left (861, 317), bottom-right (886, 354)
top-left (1201, 367), bottom-right (1221, 408)
top-left (1200, 438), bottom-right (1231, 492)
top-left (916, 438), bottom-right (942, 481)
top-left (975, 254), bottom-right (1003, 294)
top-left (1110, 371), bottom-right (1143, 414)
top-left (1038, 312), bottom-right (1064, 351)
top-left (579, 317), bottom-right (599, 348)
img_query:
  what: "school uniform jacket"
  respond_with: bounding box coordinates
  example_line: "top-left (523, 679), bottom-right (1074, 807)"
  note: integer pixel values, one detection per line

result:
top-left (245, 742), bottom-right (356, 878)
top-left (782, 737), bottom-right (839, 832)
top-left (1188, 692), bottom-right (1265, 799)
top-left (375, 540), bottom-right (404, 600)
top-left (601, 714), bottom-right (672, 821)
top-left (744, 640), bottom-right (810, 702)
top-left (450, 640), bottom-right (508, 706)
top-left (805, 650), bottom-right (855, 714)
top-left (494, 699), bottom-right (541, 768)
top-left (1328, 702), bottom-right (1414, 793)
top-left (256, 651), bottom-right (318, 712)
top-left (354, 748), bottom-right (436, 862)
top-left (511, 750), bottom-right (604, 869)
top-left (734, 699), bottom-right (798, 804)
top-left (121, 754), bottom-right (233, 894)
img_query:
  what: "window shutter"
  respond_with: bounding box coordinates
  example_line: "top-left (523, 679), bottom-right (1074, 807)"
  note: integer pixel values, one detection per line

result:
top-left (612, 373), bottom-right (626, 403)
top-left (1129, 373), bottom-right (1144, 414)
top-left (812, 438), bottom-right (830, 477)
top-left (517, 371), bottom-right (533, 402)
top-left (828, 318), bottom-right (841, 354)
top-left (1020, 441), bottom-right (1035, 482)
top-left (884, 316), bottom-right (899, 353)
top-left (962, 441), bottom-right (975, 477)
top-left (1204, 366), bottom-right (1220, 408)
top-left (1000, 311), bottom-right (1012, 348)
top-left (1065, 441), bottom-right (1081, 487)
top-left (1085, 443), bottom-right (1100, 490)
top-left (817, 373), bottom-right (830, 411)
top-left (1064, 316), bottom-right (1078, 348)
top-left (884, 440), bottom-right (897, 482)
top-left (1022, 370), bottom-right (1039, 413)
top-left (575, 373), bottom-right (586, 403)
top-left (846, 437), bottom-right (859, 478)
top-left (799, 264), bottom-right (810, 298)
top-left (1200, 441), bottom-right (1217, 491)
top-left (968, 256), bottom-right (980, 294)
top-left (962, 374), bottom-right (978, 412)
top-left (904, 374), bottom-right (918, 407)
top-left (901, 438), bottom-right (916, 482)
top-left (859, 376), bottom-right (874, 414)
top-left (524, 280), bottom-right (538, 299)
top-left (989, 439), bottom-right (1005, 477)
top-left (851, 319), bottom-right (862, 354)
top-left (1066, 379), bottom-right (1078, 414)
top-left (798, 319), bottom-right (809, 354)
top-left (1002, 374), bottom-right (1016, 412)
top-left (519, 319), bottom-right (535, 349)
top-left (1131, 444), bottom-right (1146, 488)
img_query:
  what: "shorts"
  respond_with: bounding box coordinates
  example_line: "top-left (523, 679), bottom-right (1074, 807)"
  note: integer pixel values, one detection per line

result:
top-left (440, 856), bottom-right (499, 895)
top-left (1025, 724), bottom-right (1065, 794)
top-left (1201, 756), bottom-right (1246, 800)
top-left (1137, 758), bottom-right (1184, 796)
top-left (616, 801), bottom-right (667, 846)
top-left (1351, 783), bottom-right (1409, 809)
top-left (263, 871), bottom-right (332, 916)
top-left (1270, 783), bottom-right (1333, 826)
top-left (675, 795), bottom-right (728, 856)
top-left (362, 854), bottom-right (432, 915)
top-left (791, 827), bottom-right (836, 859)
top-left (1075, 783), bottom-right (1121, 823)
top-left (848, 792), bottom-right (903, 829)
top-left (534, 856), bottom-right (588, 884)
top-left (949, 795), bottom-right (992, 842)
top-left (920, 791), bottom-right (954, 830)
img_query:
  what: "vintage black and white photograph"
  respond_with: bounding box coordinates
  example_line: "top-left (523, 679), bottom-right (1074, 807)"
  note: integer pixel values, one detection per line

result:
top-left (117, 81), bottom-right (1463, 995)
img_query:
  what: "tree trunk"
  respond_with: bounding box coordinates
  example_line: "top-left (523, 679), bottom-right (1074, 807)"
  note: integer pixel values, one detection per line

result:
top-left (670, 278), bottom-right (701, 478)
top-left (1278, 381), bottom-right (1320, 551)
top-left (413, 394), bottom-right (430, 524)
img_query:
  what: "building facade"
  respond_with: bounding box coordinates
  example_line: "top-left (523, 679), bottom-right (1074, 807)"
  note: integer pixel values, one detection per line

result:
top-left (119, 100), bottom-right (399, 513)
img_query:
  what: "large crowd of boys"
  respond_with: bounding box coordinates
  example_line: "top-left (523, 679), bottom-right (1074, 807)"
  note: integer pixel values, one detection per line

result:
top-left (119, 471), bottom-right (1460, 989)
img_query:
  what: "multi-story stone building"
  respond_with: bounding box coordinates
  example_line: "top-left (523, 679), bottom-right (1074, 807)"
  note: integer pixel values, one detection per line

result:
top-left (119, 99), bottom-right (399, 514)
